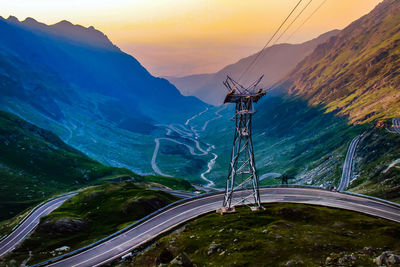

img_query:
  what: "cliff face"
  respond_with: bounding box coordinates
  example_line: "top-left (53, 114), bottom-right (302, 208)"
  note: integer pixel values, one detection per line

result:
top-left (283, 0), bottom-right (400, 124)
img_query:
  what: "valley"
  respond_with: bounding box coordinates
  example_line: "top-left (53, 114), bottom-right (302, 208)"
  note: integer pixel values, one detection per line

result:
top-left (0, 0), bottom-right (400, 266)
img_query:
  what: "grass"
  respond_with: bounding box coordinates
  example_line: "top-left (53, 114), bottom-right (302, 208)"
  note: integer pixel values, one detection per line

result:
top-left (126, 204), bottom-right (400, 267)
top-left (1, 181), bottom-right (179, 266)
top-left (0, 110), bottom-right (136, 221)
top-left (142, 175), bottom-right (196, 191)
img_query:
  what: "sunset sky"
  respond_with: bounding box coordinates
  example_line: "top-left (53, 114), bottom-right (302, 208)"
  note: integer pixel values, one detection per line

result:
top-left (1, 0), bottom-right (382, 77)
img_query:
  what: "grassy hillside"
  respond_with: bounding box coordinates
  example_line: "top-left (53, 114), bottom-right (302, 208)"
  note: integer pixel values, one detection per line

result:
top-left (198, 97), bottom-right (365, 188)
top-left (0, 111), bottom-right (133, 221)
top-left (1, 182), bottom-right (179, 266)
top-left (349, 125), bottom-right (400, 202)
top-left (282, 0), bottom-right (400, 124)
top-left (142, 175), bottom-right (196, 191)
top-left (121, 204), bottom-right (400, 267)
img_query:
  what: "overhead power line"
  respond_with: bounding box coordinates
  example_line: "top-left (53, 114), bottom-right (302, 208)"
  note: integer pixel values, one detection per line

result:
top-left (273, 0), bottom-right (314, 45)
top-left (238, 0), bottom-right (304, 82)
top-left (284, 0), bottom-right (329, 43)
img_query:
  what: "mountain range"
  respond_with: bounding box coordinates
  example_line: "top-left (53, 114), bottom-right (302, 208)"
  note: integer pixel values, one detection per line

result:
top-left (167, 30), bottom-right (339, 105)
top-left (0, 16), bottom-right (207, 177)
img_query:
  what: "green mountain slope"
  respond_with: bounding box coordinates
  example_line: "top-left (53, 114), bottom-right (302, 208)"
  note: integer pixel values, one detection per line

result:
top-left (282, 0), bottom-right (400, 124)
top-left (126, 204), bottom-right (400, 267)
top-left (0, 111), bottom-right (132, 220)
top-left (2, 182), bottom-right (179, 266)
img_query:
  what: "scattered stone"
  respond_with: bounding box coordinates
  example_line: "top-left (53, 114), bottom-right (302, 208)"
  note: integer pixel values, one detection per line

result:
top-left (189, 235), bottom-right (195, 239)
top-left (218, 228), bottom-right (225, 233)
top-left (170, 252), bottom-right (193, 267)
top-left (338, 254), bottom-right (356, 265)
top-left (233, 239), bottom-right (238, 243)
top-left (262, 229), bottom-right (268, 234)
top-left (207, 242), bottom-right (223, 256)
top-left (219, 250), bottom-right (226, 256)
top-left (362, 246), bottom-right (375, 255)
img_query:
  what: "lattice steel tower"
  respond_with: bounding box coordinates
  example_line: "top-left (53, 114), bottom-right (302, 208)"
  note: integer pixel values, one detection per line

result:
top-left (219, 75), bottom-right (266, 213)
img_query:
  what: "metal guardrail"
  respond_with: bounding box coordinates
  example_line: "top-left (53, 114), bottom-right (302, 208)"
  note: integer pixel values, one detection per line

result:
top-left (1, 192), bottom-right (76, 244)
top-left (30, 190), bottom-right (221, 267)
top-left (30, 185), bottom-right (400, 267)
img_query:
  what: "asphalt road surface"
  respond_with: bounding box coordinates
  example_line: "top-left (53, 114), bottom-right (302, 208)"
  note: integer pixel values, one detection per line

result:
top-left (338, 136), bottom-right (361, 192)
top-left (392, 118), bottom-right (400, 134)
top-left (0, 193), bottom-right (75, 258)
top-left (42, 187), bottom-right (400, 267)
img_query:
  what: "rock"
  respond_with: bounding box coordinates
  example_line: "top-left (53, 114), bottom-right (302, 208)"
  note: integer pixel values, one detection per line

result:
top-left (170, 252), bottom-right (193, 267)
top-left (325, 257), bottom-right (333, 265)
top-left (158, 247), bottom-right (175, 264)
top-left (338, 254), bottom-right (356, 265)
top-left (262, 229), bottom-right (268, 234)
top-left (219, 250), bottom-right (225, 256)
top-left (38, 218), bottom-right (87, 234)
top-left (54, 246), bottom-right (70, 252)
top-left (388, 254), bottom-right (400, 265)
top-left (373, 251), bottom-right (400, 266)
top-left (362, 246), bottom-right (375, 255)
top-left (285, 259), bottom-right (304, 266)
top-left (207, 242), bottom-right (222, 256)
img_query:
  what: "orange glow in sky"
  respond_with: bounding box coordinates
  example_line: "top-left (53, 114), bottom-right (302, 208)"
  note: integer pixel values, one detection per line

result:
top-left (1, 0), bottom-right (382, 76)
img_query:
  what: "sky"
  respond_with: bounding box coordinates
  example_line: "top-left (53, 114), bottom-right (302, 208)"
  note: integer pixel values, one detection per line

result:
top-left (1, 0), bottom-right (382, 77)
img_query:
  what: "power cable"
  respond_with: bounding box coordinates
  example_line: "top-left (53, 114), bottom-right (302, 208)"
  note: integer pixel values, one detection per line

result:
top-left (237, 0), bottom-right (304, 82)
top-left (284, 0), bottom-right (329, 43)
top-left (273, 0), bottom-right (313, 45)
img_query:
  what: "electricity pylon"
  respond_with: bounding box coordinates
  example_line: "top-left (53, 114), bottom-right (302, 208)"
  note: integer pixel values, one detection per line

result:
top-left (218, 75), bottom-right (266, 213)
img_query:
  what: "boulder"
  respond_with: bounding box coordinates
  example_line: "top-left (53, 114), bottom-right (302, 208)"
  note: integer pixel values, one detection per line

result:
top-left (38, 218), bottom-right (87, 234)
top-left (170, 252), bottom-right (193, 267)
top-left (207, 242), bottom-right (223, 256)
top-left (373, 251), bottom-right (400, 266)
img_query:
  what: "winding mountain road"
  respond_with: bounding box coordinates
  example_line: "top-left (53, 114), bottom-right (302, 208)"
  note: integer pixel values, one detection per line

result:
top-left (338, 136), bottom-right (360, 192)
top-left (0, 193), bottom-right (76, 258)
top-left (34, 187), bottom-right (400, 267)
top-left (151, 106), bottom-right (226, 186)
top-left (392, 118), bottom-right (400, 134)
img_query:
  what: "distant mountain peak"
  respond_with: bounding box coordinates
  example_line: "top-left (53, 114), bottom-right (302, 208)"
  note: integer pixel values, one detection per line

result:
top-left (23, 17), bottom-right (38, 23)
top-left (7, 15), bottom-right (20, 23)
top-left (4, 16), bottom-right (119, 52)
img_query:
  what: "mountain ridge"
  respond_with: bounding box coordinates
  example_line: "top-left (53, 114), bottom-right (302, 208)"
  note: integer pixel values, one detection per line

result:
top-left (168, 30), bottom-right (339, 105)
top-left (279, 0), bottom-right (400, 124)
top-left (4, 15), bottom-right (119, 52)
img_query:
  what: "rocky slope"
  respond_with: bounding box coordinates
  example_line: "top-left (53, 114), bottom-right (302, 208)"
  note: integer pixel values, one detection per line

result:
top-left (281, 0), bottom-right (400, 124)
top-left (167, 30), bottom-right (339, 105)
